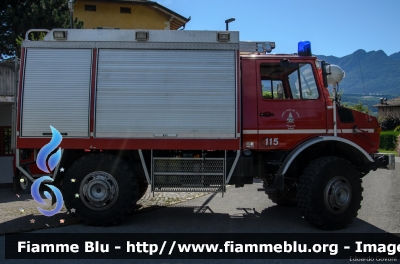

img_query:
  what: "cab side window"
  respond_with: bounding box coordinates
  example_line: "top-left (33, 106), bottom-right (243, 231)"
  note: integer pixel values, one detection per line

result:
top-left (261, 80), bottom-right (285, 99)
top-left (260, 62), bottom-right (318, 100)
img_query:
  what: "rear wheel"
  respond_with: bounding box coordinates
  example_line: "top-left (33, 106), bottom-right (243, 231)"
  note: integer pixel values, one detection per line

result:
top-left (17, 171), bottom-right (32, 194)
top-left (63, 153), bottom-right (138, 226)
top-left (138, 181), bottom-right (149, 200)
top-left (296, 156), bottom-right (363, 230)
top-left (132, 161), bottom-right (148, 201)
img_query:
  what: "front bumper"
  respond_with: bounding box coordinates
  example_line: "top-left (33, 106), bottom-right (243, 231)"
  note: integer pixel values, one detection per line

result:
top-left (370, 153), bottom-right (395, 170)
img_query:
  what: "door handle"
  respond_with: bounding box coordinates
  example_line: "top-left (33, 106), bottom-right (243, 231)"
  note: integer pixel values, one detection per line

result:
top-left (260, 112), bottom-right (274, 117)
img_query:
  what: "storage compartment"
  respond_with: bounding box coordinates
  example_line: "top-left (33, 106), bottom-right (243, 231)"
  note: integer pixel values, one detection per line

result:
top-left (95, 49), bottom-right (237, 139)
top-left (21, 48), bottom-right (92, 137)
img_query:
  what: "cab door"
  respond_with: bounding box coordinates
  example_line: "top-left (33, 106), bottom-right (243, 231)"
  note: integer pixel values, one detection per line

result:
top-left (256, 60), bottom-right (327, 150)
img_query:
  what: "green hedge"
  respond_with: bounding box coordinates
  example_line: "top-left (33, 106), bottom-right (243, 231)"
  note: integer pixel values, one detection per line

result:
top-left (380, 131), bottom-right (400, 150)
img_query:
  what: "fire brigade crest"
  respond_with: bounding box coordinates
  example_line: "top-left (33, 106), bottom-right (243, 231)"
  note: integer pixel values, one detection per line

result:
top-left (287, 113), bottom-right (295, 123)
top-left (281, 109), bottom-right (300, 128)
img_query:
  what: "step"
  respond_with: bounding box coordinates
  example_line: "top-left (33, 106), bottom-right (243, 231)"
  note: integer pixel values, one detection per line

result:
top-left (152, 157), bottom-right (226, 193)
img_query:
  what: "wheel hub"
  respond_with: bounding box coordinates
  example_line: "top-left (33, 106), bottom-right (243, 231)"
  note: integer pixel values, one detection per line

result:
top-left (80, 171), bottom-right (119, 211)
top-left (324, 176), bottom-right (352, 214)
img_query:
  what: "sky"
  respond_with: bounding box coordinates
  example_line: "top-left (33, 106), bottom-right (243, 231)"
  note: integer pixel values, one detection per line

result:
top-left (157, 0), bottom-right (400, 57)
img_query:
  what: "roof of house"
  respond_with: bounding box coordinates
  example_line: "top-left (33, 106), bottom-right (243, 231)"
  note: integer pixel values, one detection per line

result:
top-left (81, 0), bottom-right (190, 30)
top-left (373, 96), bottom-right (400, 108)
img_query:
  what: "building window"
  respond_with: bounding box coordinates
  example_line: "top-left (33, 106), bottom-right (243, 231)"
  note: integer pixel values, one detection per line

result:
top-left (85, 4), bottom-right (96, 11)
top-left (120, 7), bottom-right (131, 14)
top-left (0, 127), bottom-right (12, 156)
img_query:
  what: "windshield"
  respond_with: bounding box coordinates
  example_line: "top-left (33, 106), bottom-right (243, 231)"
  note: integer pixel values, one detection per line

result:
top-left (288, 64), bottom-right (318, 99)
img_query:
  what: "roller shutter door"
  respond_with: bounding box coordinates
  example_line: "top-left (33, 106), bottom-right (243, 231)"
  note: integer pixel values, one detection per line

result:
top-left (21, 48), bottom-right (92, 137)
top-left (96, 49), bottom-right (236, 138)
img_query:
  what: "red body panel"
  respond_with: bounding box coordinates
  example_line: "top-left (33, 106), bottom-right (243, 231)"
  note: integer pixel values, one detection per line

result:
top-left (241, 59), bottom-right (259, 148)
top-left (13, 151), bottom-right (43, 178)
top-left (17, 138), bottom-right (240, 151)
top-left (326, 108), bottom-right (380, 153)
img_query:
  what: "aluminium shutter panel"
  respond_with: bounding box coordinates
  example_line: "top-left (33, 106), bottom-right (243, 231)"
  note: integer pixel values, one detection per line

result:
top-left (21, 49), bottom-right (92, 137)
top-left (96, 49), bottom-right (236, 138)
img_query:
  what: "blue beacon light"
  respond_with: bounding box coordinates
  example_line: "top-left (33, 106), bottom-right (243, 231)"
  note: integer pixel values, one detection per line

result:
top-left (298, 41), bottom-right (312, 56)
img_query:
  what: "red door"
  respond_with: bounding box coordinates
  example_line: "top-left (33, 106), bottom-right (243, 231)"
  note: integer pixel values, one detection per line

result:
top-left (256, 60), bottom-right (327, 150)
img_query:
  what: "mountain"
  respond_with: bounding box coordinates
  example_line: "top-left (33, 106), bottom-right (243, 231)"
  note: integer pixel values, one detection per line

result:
top-left (389, 51), bottom-right (400, 61)
top-left (315, 50), bottom-right (400, 95)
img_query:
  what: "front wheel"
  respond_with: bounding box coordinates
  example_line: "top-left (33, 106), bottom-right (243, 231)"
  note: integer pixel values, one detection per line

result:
top-left (296, 156), bottom-right (363, 230)
top-left (63, 153), bottom-right (138, 226)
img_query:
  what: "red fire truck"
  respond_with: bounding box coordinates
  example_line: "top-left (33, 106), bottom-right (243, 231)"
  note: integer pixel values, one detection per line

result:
top-left (14, 28), bottom-right (394, 230)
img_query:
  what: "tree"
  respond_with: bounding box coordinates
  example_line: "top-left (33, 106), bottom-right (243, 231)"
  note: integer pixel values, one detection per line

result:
top-left (343, 101), bottom-right (370, 114)
top-left (0, 0), bottom-right (83, 60)
top-left (379, 113), bottom-right (400, 131)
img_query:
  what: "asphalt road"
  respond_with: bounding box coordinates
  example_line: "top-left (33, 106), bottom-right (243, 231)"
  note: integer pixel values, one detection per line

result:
top-left (1, 160), bottom-right (400, 263)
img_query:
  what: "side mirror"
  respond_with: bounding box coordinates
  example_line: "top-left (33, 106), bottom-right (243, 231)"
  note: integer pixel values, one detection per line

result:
top-left (321, 61), bottom-right (330, 88)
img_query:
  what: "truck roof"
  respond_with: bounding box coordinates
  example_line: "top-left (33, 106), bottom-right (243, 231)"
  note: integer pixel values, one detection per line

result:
top-left (23, 29), bottom-right (276, 54)
top-left (25, 29), bottom-right (240, 43)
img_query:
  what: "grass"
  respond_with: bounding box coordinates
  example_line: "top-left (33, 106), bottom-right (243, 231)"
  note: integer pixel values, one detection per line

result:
top-left (378, 149), bottom-right (398, 156)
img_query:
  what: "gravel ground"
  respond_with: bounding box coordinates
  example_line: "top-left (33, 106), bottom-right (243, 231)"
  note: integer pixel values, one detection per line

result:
top-left (0, 185), bottom-right (211, 234)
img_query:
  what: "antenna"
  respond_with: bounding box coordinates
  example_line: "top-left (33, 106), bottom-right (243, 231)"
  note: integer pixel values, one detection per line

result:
top-left (225, 18), bottom-right (235, 31)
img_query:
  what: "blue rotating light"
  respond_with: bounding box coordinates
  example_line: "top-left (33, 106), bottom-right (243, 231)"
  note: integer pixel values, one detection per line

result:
top-left (298, 41), bottom-right (312, 56)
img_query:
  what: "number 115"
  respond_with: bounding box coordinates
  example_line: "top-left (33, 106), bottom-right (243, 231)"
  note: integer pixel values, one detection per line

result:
top-left (266, 138), bottom-right (279, 146)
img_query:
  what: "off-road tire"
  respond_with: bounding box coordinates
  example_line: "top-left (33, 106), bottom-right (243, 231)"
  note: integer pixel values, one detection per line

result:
top-left (263, 181), bottom-right (297, 206)
top-left (296, 156), bottom-right (363, 230)
top-left (63, 153), bottom-right (138, 226)
top-left (132, 161), bottom-right (148, 201)
top-left (138, 181), bottom-right (149, 201)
